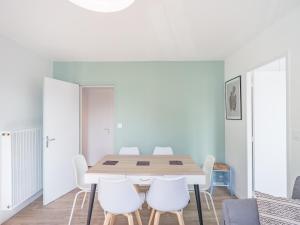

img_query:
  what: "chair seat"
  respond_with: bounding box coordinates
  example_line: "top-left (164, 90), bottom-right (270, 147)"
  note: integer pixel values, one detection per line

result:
top-left (146, 177), bottom-right (190, 212)
top-left (99, 178), bottom-right (145, 215)
top-left (105, 192), bottom-right (144, 214)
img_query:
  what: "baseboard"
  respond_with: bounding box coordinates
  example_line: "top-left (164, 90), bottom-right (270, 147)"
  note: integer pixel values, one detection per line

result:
top-left (0, 190), bottom-right (42, 224)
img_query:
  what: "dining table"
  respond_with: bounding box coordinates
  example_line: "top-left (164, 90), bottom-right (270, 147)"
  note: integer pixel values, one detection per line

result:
top-left (84, 155), bottom-right (206, 225)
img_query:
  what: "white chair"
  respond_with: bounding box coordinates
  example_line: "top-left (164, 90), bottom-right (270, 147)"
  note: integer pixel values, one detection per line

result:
top-left (152, 146), bottom-right (174, 155)
top-left (98, 177), bottom-right (145, 225)
top-left (68, 155), bottom-right (91, 225)
top-left (200, 155), bottom-right (219, 225)
top-left (119, 147), bottom-right (140, 155)
top-left (146, 177), bottom-right (190, 225)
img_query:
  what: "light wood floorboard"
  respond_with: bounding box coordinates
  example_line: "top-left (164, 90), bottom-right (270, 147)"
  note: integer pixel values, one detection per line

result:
top-left (4, 187), bottom-right (234, 225)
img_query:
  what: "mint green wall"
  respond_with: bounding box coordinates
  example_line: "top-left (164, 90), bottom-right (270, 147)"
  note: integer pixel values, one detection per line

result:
top-left (53, 61), bottom-right (224, 164)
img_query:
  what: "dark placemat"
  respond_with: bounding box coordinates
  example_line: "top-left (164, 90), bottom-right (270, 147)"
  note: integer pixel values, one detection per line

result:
top-left (169, 160), bottom-right (183, 165)
top-left (103, 160), bottom-right (119, 165)
top-left (136, 161), bottom-right (150, 166)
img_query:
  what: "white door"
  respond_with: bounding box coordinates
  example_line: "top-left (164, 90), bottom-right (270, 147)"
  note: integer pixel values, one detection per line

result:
top-left (43, 77), bottom-right (79, 205)
top-left (252, 58), bottom-right (287, 197)
top-left (82, 87), bottom-right (114, 166)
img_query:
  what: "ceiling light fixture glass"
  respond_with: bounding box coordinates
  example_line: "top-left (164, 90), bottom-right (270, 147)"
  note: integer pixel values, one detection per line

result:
top-left (69, 0), bottom-right (135, 13)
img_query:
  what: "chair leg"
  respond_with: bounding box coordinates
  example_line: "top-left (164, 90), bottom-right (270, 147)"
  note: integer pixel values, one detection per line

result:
top-left (206, 192), bottom-right (219, 225)
top-left (127, 213), bottom-right (134, 225)
top-left (148, 209), bottom-right (155, 225)
top-left (104, 213), bottom-right (112, 225)
top-left (81, 192), bottom-right (87, 209)
top-left (203, 192), bottom-right (210, 210)
top-left (153, 211), bottom-right (160, 225)
top-left (210, 185), bottom-right (214, 195)
top-left (68, 190), bottom-right (85, 225)
top-left (109, 215), bottom-right (116, 225)
top-left (135, 210), bottom-right (143, 225)
top-left (175, 211), bottom-right (185, 225)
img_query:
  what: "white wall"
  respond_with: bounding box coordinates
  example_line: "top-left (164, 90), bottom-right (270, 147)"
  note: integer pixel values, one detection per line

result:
top-left (0, 35), bottom-right (51, 223)
top-left (225, 6), bottom-right (300, 198)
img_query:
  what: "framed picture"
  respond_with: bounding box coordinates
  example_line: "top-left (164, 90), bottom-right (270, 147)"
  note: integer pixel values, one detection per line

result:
top-left (225, 76), bottom-right (242, 120)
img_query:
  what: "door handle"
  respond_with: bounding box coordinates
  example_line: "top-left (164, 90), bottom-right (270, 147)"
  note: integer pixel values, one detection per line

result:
top-left (46, 136), bottom-right (56, 148)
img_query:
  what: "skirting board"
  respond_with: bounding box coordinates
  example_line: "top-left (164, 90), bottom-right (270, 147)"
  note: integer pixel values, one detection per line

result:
top-left (0, 190), bottom-right (42, 224)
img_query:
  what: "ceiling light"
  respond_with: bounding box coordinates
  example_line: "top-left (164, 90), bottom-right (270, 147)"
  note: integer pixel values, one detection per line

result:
top-left (69, 0), bottom-right (135, 13)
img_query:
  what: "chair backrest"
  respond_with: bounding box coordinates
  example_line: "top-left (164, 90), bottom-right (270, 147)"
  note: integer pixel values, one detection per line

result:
top-left (202, 155), bottom-right (215, 187)
top-left (98, 177), bottom-right (142, 214)
top-left (119, 147), bottom-right (140, 155)
top-left (292, 176), bottom-right (300, 199)
top-left (72, 155), bottom-right (88, 189)
top-left (146, 177), bottom-right (190, 212)
top-left (153, 146), bottom-right (174, 155)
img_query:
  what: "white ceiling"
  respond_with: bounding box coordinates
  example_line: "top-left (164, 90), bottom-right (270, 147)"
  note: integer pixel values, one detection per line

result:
top-left (0, 0), bottom-right (299, 61)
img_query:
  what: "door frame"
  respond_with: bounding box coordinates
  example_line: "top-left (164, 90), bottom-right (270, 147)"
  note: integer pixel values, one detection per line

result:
top-left (246, 55), bottom-right (291, 197)
top-left (79, 85), bottom-right (116, 155)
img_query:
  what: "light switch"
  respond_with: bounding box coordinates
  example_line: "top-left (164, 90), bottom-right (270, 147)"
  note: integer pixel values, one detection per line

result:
top-left (117, 123), bottom-right (123, 129)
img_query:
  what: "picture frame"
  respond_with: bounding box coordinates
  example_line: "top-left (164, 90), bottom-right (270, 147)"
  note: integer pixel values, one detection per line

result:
top-left (225, 75), bottom-right (242, 120)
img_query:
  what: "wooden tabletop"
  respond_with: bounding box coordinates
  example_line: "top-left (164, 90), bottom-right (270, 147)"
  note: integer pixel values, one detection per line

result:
top-left (87, 155), bottom-right (204, 176)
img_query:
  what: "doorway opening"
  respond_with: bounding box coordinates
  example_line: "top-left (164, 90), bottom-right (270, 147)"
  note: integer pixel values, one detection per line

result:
top-left (80, 86), bottom-right (115, 166)
top-left (247, 57), bottom-right (287, 197)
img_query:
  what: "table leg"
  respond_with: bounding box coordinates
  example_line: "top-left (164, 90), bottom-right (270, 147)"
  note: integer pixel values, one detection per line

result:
top-left (194, 184), bottom-right (204, 225)
top-left (86, 184), bottom-right (97, 225)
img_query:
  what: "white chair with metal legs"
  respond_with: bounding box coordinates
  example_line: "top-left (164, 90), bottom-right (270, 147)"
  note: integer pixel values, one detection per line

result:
top-left (68, 155), bottom-right (91, 225)
top-left (146, 177), bottom-right (190, 225)
top-left (119, 147), bottom-right (140, 155)
top-left (152, 146), bottom-right (174, 155)
top-left (200, 155), bottom-right (219, 225)
top-left (98, 177), bottom-right (145, 225)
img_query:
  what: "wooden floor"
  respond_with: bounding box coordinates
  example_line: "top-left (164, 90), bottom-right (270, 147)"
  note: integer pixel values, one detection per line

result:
top-left (4, 187), bottom-right (234, 225)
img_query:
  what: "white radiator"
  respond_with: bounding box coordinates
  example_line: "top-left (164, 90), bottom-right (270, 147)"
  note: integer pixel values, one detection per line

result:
top-left (0, 128), bottom-right (43, 210)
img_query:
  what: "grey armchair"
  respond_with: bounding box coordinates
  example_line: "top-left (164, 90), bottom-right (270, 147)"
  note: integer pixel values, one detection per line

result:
top-left (222, 176), bottom-right (300, 225)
